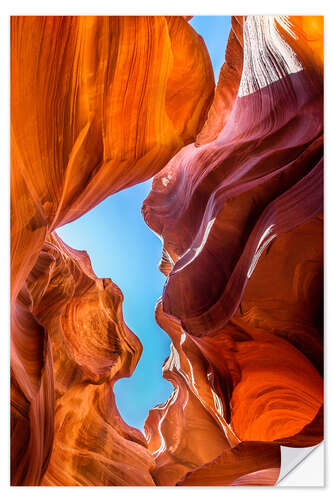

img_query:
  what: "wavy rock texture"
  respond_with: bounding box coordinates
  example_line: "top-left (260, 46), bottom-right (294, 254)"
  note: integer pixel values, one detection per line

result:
top-left (11, 233), bottom-right (156, 485)
top-left (10, 15), bottom-right (214, 302)
top-left (10, 16), bottom-right (214, 486)
top-left (11, 15), bottom-right (323, 487)
top-left (143, 16), bottom-right (323, 486)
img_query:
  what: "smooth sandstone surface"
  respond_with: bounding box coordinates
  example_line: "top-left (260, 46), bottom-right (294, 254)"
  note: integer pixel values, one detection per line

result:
top-left (143, 15), bottom-right (323, 486)
top-left (11, 16), bottom-right (323, 486)
top-left (11, 15), bottom-right (214, 486)
top-left (12, 233), bottom-right (155, 485)
top-left (11, 15), bottom-right (214, 303)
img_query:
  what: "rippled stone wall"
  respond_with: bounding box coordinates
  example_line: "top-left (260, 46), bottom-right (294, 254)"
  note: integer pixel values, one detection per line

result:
top-left (11, 16), bottom-right (323, 486)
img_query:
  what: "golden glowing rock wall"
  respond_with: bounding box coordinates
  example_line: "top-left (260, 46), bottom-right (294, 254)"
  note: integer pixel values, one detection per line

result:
top-left (10, 15), bottom-right (214, 486)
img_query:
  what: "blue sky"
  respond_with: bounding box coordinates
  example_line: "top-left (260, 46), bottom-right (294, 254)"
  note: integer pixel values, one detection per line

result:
top-left (56, 16), bottom-right (231, 431)
top-left (190, 16), bottom-right (231, 82)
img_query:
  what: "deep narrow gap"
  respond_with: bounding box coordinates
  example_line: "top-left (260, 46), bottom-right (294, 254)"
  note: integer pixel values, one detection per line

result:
top-left (57, 180), bottom-right (172, 431)
top-left (57, 16), bottom-right (231, 432)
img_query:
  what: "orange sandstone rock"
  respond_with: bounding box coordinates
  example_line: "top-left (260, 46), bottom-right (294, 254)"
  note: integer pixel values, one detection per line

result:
top-left (10, 16), bottom-right (214, 485)
top-left (143, 16), bottom-right (323, 486)
top-left (11, 15), bottom-right (324, 487)
top-left (10, 15), bottom-right (214, 301)
top-left (12, 233), bottom-right (155, 486)
top-left (177, 442), bottom-right (281, 486)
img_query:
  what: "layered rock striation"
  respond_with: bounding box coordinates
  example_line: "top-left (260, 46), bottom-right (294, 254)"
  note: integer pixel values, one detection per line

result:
top-left (11, 15), bottom-right (214, 486)
top-left (143, 15), bottom-right (323, 486)
top-left (11, 15), bottom-right (323, 486)
top-left (12, 233), bottom-right (156, 485)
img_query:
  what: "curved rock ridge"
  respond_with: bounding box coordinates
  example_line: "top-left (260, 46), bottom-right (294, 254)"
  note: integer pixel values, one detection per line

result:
top-left (10, 16), bottom-right (214, 485)
top-left (196, 16), bottom-right (244, 146)
top-left (11, 15), bottom-right (324, 487)
top-left (11, 15), bottom-right (214, 303)
top-left (144, 298), bottom-right (322, 485)
top-left (143, 16), bottom-right (323, 486)
top-left (11, 233), bottom-right (155, 486)
top-left (144, 301), bottom-right (239, 486)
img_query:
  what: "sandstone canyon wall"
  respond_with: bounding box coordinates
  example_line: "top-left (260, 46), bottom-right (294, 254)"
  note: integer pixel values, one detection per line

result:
top-left (11, 15), bottom-right (323, 486)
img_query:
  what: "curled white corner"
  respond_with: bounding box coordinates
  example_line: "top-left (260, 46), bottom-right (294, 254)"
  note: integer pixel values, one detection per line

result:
top-left (277, 443), bottom-right (324, 486)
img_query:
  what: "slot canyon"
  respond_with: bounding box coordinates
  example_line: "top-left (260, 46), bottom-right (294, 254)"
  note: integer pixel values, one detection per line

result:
top-left (10, 15), bottom-right (323, 486)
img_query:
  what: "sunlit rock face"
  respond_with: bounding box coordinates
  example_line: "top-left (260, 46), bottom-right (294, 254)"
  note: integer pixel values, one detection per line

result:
top-left (10, 16), bottom-right (214, 485)
top-left (11, 15), bottom-right (323, 487)
top-left (143, 16), bottom-right (323, 486)
top-left (10, 15), bottom-right (214, 303)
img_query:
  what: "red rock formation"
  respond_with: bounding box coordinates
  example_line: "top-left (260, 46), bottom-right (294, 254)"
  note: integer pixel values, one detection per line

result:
top-left (12, 233), bottom-right (156, 485)
top-left (143, 16), bottom-right (323, 486)
top-left (10, 16), bottom-right (214, 485)
top-left (10, 15), bottom-right (214, 302)
top-left (11, 14), bottom-right (324, 487)
top-left (177, 442), bottom-right (281, 486)
top-left (196, 16), bottom-right (244, 146)
top-left (144, 301), bottom-right (239, 486)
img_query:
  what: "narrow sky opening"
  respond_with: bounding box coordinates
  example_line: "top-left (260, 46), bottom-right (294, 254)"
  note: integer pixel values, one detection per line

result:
top-left (57, 180), bottom-right (172, 431)
top-left (56, 16), bottom-right (231, 432)
top-left (190, 16), bottom-right (231, 82)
